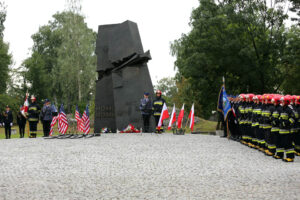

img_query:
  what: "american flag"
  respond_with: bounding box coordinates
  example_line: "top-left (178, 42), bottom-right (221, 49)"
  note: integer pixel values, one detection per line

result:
top-left (58, 104), bottom-right (68, 134)
top-left (81, 105), bottom-right (90, 135)
top-left (49, 115), bottom-right (58, 136)
top-left (75, 105), bottom-right (83, 132)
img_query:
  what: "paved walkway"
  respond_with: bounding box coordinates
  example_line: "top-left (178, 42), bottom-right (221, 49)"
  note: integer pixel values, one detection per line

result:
top-left (0, 134), bottom-right (299, 199)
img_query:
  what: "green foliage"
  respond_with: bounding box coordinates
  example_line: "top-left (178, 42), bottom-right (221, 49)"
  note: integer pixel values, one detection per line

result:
top-left (0, 38), bottom-right (11, 93)
top-left (0, 1), bottom-right (6, 37)
top-left (290, 0), bottom-right (300, 24)
top-left (0, 94), bottom-right (22, 123)
top-left (23, 8), bottom-right (96, 112)
top-left (154, 77), bottom-right (177, 103)
top-left (280, 26), bottom-right (300, 94)
top-left (171, 0), bottom-right (298, 118)
top-left (0, 2), bottom-right (12, 94)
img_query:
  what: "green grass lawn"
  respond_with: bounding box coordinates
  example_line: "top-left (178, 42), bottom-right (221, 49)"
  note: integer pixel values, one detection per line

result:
top-left (0, 123), bottom-right (91, 139)
top-left (0, 118), bottom-right (217, 139)
top-left (166, 118), bottom-right (217, 133)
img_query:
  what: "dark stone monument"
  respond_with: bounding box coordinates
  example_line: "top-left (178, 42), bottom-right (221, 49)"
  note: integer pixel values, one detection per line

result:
top-left (94, 20), bottom-right (154, 133)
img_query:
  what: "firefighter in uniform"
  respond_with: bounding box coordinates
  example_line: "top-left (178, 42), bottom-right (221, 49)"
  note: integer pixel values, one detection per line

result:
top-left (267, 95), bottom-right (281, 156)
top-left (251, 95), bottom-right (260, 148)
top-left (263, 95), bottom-right (273, 155)
top-left (237, 94), bottom-right (246, 144)
top-left (246, 94), bottom-right (255, 147)
top-left (152, 90), bottom-right (166, 133)
top-left (258, 95), bottom-right (267, 152)
top-left (294, 96), bottom-right (300, 156)
top-left (276, 96), bottom-right (295, 162)
top-left (27, 95), bottom-right (40, 138)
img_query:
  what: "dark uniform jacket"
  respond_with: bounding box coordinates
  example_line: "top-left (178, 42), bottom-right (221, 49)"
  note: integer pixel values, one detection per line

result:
top-left (153, 97), bottom-right (166, 116)
top-left (270, 105), bottom-right (280, 132)
top-left (28, 102), bottom-right (40, 122)
top-left (3, 110), bottom-right (13, 124)
top-left (279, 105), bottom-right (295, 133)
top-left (40, 105), bottom-right (53, 121)
top-left (140, 98), bottom-right (152, 115)
top-left (290, 105), bottom-right (299, 133)
top-left (17, 111), bottom-right (27, 126)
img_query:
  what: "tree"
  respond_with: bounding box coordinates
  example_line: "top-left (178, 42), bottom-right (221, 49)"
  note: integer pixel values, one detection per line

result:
top-left (154, 77), bottom-right (177, 103)
top-left (54, 10), bottom-right (96, 110)
top-left (171, 0), bottom-right (296, 118)
top-left (23, 0), bottom-right (96, 111)
top-left (280, 26), bottom-right (300, 94)
top-left (0, 1), bottom-right (12, 94)
top-left (290, 0), bottom-right (300, 25)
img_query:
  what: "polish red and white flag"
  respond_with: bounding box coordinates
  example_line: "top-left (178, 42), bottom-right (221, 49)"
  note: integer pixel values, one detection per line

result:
top-left (168, 104), bottom-right (176, 130)
top-left (157, 103), bottom-right (169, 130)
top-left (189, 103), bottom-right (195, 131)
top-left (177, 104), bottom-right (185, 129)
top-left (21, 92), bottom-right (29, 117)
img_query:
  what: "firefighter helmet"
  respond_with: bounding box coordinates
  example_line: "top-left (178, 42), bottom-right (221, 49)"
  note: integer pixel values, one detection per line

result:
top-left (271, 95), bottom-right (281, 105)
top-left (156, 90), bottom-right (162, 95)
top-left (296, 96), bottom-right (300, 105)
top-left (280, 95), bottom-right (291, 105)
top-left (31, 95), bottom-right (36, 101)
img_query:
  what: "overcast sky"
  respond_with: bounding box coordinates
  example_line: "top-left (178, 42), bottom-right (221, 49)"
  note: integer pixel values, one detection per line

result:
top-left (3, 0), bottom-right (199, 84)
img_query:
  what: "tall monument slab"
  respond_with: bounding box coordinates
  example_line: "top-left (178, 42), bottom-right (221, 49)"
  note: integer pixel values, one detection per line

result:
top-left (94, 20), bottom-right (154, 133)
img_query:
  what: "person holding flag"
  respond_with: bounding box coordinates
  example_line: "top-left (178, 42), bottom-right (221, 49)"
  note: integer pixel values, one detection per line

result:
top-left (17, 106), bottom-right (27, 138)
top-left (217, 85), bottom-right (232, 138)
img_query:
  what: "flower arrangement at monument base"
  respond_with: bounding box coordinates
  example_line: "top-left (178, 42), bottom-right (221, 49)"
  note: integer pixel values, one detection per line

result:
top-left (120, 124), bottom-right (140, 133)
top-left (101, 128), bottom-right (111, 133)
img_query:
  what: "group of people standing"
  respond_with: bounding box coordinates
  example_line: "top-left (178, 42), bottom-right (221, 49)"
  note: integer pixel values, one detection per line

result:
top-left (140, 90), bottom-right (166, 133)
top-left (227, 94), bottom-right (300, 162)
top-left (0, 95), bottom-right (56, 139)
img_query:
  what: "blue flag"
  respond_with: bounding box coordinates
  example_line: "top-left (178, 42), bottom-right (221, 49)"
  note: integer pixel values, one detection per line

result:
top-left (85, 105), bottom-right (89, 117)
top-left (217, 86), bottom-right (232, 120)
top-left (60, 104), bottom-right (65, 113)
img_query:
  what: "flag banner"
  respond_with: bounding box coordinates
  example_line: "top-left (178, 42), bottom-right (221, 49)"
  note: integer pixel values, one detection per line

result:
top-left (177, 104), bottom-right (185, 129)
top-left (75, 105), bottom-right (83, 132)
top-left (82, 105), bottom-right (90, 135)
top-left (21, 93), bottom-right (29, 117)
top-left (49, 116), bottom-right (57, 136)
top-left (168, 104), bottom-right (176, 130)
top-left (217, 86), bottom-right (232, 120)
top-left (157, 103), bottom-right (170, 129)
top-left (58, 104), bottom-right (68, 134)
top-left (189, 103), bottom-right (195, 131)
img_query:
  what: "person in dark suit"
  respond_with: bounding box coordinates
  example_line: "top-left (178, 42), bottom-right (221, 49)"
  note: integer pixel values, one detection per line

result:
top-left (140, 92), bottom-right (153, 133)
top-left (3, 105), bottom-right (13, 139)
top-left (40, 99), bottom-right (53, 137)
top-left (17, 107), bottom-right (27, 138)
